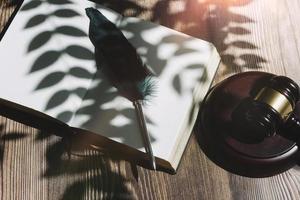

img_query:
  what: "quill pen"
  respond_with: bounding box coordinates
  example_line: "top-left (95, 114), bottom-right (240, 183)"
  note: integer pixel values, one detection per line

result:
top-left (86, 7), bottom-right (156, 170)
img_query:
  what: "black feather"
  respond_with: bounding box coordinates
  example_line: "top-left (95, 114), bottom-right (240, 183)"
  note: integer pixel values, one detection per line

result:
top-left (85, 7), bottom-right (155, 102)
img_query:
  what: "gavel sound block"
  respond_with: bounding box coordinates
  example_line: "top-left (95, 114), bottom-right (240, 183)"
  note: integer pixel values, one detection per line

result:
top-left (198, 71), bottom-right (300, 177)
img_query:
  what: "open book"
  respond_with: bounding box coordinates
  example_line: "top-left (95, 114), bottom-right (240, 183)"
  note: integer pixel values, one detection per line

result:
top-left (0, 0), bottom-right (220, 172)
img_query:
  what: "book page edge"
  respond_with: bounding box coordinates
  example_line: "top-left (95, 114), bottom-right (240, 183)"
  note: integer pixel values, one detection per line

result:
top-left (169, 47), bottom-right (221, 171)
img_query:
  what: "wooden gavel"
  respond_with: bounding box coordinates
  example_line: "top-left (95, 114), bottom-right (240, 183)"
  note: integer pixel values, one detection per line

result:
top-left (198, 72), bottom-right (300, 177)
top-left (231, 75), bottom-right (300, 143)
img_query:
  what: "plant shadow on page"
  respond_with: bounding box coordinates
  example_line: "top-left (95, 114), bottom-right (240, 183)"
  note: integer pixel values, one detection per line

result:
top-left (0, 0), bottom-right (209, 173)
top-left (9, 1), bottom-right (209, 156)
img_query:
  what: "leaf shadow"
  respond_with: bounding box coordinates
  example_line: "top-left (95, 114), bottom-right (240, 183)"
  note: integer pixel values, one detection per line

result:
top-left (6, 0), bottom-right (22, 7)
top-left (0, 122), bottom-right (29, 164)
top-left (44, 137), bottom-right (133, 199)
top-left (95, 0), bottom-right (267, 74)
top-left (24, 14), bottom-right (47, 29)
top-left (69, 15), bottom-right (209, 149)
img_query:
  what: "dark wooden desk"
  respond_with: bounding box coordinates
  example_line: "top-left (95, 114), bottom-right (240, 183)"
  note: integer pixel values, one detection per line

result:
top-left (1, 0), bottom-right (300, 199)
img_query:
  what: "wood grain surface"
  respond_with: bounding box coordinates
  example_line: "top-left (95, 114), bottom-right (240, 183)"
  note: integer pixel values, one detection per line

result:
top-left (1, 0), bottom-right (300, 199)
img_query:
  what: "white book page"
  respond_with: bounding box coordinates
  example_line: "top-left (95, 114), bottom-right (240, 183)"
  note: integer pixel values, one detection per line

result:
top-left (0, 1), bottom-right (219, 162)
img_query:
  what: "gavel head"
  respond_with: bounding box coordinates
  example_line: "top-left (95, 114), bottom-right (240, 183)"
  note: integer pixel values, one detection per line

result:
top-left (231, 75), bottom-right (300, 143)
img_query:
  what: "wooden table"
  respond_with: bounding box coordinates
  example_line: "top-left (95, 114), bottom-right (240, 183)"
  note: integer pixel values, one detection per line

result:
top-left (1, 0), bottom-right (300, 199)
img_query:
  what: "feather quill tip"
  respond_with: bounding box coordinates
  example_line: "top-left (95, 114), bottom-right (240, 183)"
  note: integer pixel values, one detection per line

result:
top-left (137, 76), bottom-right (157, 104)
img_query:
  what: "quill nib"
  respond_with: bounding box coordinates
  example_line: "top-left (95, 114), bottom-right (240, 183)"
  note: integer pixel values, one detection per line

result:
top-left (133, 100), bottom-right (156, 170)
